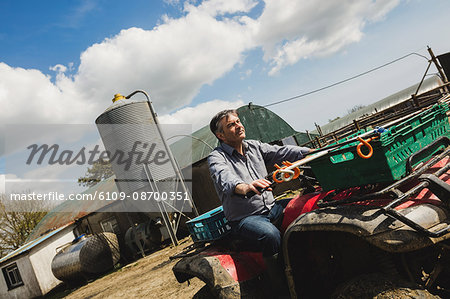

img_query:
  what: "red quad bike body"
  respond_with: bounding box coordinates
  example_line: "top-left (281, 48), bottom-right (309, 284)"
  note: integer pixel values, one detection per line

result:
top-left (173, 139), bottom-right (450, 298)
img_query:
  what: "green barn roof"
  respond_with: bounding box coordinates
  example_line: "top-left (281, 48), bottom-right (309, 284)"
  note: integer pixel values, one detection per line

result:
top-left (26, 177), bottom-right (118, 241)
top-left (170, 104), bottom-right (306, 168)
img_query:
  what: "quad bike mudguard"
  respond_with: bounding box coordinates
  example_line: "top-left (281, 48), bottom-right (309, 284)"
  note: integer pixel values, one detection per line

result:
top-left (284, 203), bottom-right (449, 253)
top-left (172, 247), bottom-right (266, 298)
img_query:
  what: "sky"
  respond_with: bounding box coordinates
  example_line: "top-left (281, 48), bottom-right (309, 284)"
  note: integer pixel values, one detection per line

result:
top-left (1, 0), bottom-right (450, 192)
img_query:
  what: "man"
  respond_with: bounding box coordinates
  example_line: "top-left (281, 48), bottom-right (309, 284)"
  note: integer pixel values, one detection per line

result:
top-left (207, 109), bottom-right (310, 291)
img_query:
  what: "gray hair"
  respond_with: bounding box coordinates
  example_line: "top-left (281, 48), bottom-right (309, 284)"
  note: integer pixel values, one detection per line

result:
top-left (209, 109), bottom-right (238, 137)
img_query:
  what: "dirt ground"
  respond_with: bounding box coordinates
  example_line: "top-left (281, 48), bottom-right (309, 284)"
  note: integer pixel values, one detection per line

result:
top-left (47, 237), bottom-right (204, 299)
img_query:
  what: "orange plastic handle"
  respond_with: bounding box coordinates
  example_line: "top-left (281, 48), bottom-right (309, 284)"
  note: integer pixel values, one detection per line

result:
top-left (272, 167), bottom-right (301, 183)
top-left (356, 137), bottom-right (376, 159)
top-left (281, 161), bottom-right (301, 180)
top-left (291, 167), bottom-right (301, 180)
top-left (272, 170), bottom-right (284, 183)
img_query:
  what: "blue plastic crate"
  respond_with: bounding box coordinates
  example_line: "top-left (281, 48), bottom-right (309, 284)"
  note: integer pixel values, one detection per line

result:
top-left (186, 206), bottom-right (231, 242)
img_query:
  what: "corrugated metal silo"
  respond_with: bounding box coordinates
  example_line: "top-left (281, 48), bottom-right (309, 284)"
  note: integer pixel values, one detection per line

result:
top-left (95, 91), bottom-right (198, 246)
top-left (95, 97), bottom-right (176, 196)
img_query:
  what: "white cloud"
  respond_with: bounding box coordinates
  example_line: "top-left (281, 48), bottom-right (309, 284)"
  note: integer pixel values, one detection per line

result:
top-left (0, 2), bottom-right (254, 124)
top-left (0, 174), bottom-right (4, 194)
top-left (63, 0), bottom-right (99, 29)
top-left (368, 0), bottom-right (401, 22)
top-left (0, 0), bottom-right (399, 126)
top-left (164, 0), bottom-right (180, 5)
top-left (49, 64), bottom-right (67, 73)
top-left (75, 14), bottom-right (252, 115)
top-left (240, 69), bottom-right (252, 80)
top-left (185, 0), bottom-right (257, 15)
top-left (1, 174), bottom-right (20, 194)
top-left (2, 172), bottom-right (83, 210)
top-left (158, 99), bottom-right (244, 131)
top-left (254, 0), bottom-right (400, 74)
top-left (0, 63), bottom-right (97, 124)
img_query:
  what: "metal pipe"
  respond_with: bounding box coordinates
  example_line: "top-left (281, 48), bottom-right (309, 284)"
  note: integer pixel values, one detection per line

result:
top-left (428, 46), bottom-right (449, 83)
top-left (413, 60), bottom-right (433, 97)
top-left (166, 134), bottom-right (215, 151)
top-left (144, 163), bottom-right (178, 246)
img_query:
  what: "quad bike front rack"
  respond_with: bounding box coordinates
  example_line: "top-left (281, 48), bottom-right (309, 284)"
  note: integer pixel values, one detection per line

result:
top-left (318, 136), bottom-right (450, 238)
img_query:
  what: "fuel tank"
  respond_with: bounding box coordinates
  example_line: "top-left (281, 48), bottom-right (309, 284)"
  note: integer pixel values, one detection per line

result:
top-left (51, 232), bottom-right (120, 282)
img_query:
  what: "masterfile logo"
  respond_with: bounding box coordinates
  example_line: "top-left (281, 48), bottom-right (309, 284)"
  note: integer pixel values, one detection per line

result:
top-left (26, 141), bottom-right (170, 170)
top-left (2, 124), bottom-right (192, 213)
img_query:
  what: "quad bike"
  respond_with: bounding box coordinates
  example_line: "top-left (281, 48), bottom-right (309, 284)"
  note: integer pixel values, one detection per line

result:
top-left (172, 136), bottom-right (450, 298)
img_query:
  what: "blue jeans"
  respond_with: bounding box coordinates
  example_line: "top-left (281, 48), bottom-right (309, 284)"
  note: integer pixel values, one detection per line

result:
top-left (230, 198), bottom-right (291, 257)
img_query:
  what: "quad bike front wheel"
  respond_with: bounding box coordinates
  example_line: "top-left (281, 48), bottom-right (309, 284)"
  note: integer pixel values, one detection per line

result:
top-left (331, 273), bottom-right (439, 299)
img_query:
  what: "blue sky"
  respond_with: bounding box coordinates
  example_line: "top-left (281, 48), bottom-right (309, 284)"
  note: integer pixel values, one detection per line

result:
top-left (1, 0), bottom-right (450, 194)
top-left (0, 1), bottom-right (173, 71)
top-left (1, 0), bottom-right (450, 132)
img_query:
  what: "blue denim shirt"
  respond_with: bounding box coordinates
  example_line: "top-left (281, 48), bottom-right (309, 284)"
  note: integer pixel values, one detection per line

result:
top-left (207, 140), bottom-right (310, 222)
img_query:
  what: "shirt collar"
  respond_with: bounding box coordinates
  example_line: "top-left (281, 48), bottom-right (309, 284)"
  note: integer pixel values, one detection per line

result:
top-left (219, 140), bottom-right (248, 156)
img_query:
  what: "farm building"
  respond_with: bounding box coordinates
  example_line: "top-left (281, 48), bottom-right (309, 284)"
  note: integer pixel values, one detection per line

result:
top-left (0, 224), bottom-right (75, 299)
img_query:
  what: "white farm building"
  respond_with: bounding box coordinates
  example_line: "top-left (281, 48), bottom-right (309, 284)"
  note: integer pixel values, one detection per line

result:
top-left (0, 224), bottom-right (75, 298)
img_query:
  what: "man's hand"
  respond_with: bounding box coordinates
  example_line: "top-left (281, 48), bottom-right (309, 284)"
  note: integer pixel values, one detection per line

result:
top-left (235, 179), bottom-right (272, 195)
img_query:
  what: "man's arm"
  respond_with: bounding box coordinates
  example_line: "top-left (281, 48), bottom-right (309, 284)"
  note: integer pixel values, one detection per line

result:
top-left (256, 141), bottom-right (311, 166)
top-left (208, 151), bottom-right (245, 198)
top-left (234, 179), bottom-right (272, 195)
top-left (208, 151), bottom-right (272, 198)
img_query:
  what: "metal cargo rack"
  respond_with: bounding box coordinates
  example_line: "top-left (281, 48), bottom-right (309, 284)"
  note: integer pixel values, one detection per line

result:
top-left (318, 136), bottom-right (450, 238)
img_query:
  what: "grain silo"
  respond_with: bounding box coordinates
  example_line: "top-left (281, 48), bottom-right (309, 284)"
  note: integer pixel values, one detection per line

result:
top-left (95, 90), bottom-right (198, 245)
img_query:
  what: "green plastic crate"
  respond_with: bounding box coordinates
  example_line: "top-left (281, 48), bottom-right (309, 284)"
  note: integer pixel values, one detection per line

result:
top-left (309, 104), bottom-right (450, 191)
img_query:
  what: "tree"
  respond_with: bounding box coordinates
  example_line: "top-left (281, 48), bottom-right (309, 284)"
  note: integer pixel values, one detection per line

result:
top-left (0, 194), bottom-right (48, 257)
top-left (328, 105), bottom-right (367, 123)
top-left (78, 158), bottom-right (114, 188)
top-left (347, 104), bottom-right (366, 115)
top-left (328, 116), bottom-right (341, 123)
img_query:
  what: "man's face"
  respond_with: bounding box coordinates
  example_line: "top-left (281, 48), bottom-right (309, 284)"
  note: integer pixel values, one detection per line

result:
top-left (216, 113), bottom-right (246, 145)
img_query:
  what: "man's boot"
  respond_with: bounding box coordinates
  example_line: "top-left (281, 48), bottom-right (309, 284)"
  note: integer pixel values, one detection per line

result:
top-left (263, 253), bottom-right (290, 298)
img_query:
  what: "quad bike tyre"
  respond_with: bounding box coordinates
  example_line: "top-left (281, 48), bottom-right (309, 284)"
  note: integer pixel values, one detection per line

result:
top-left (332, 273), bottom-right (439, 299)
top-left (193, 285), bottom-right (214, 299)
